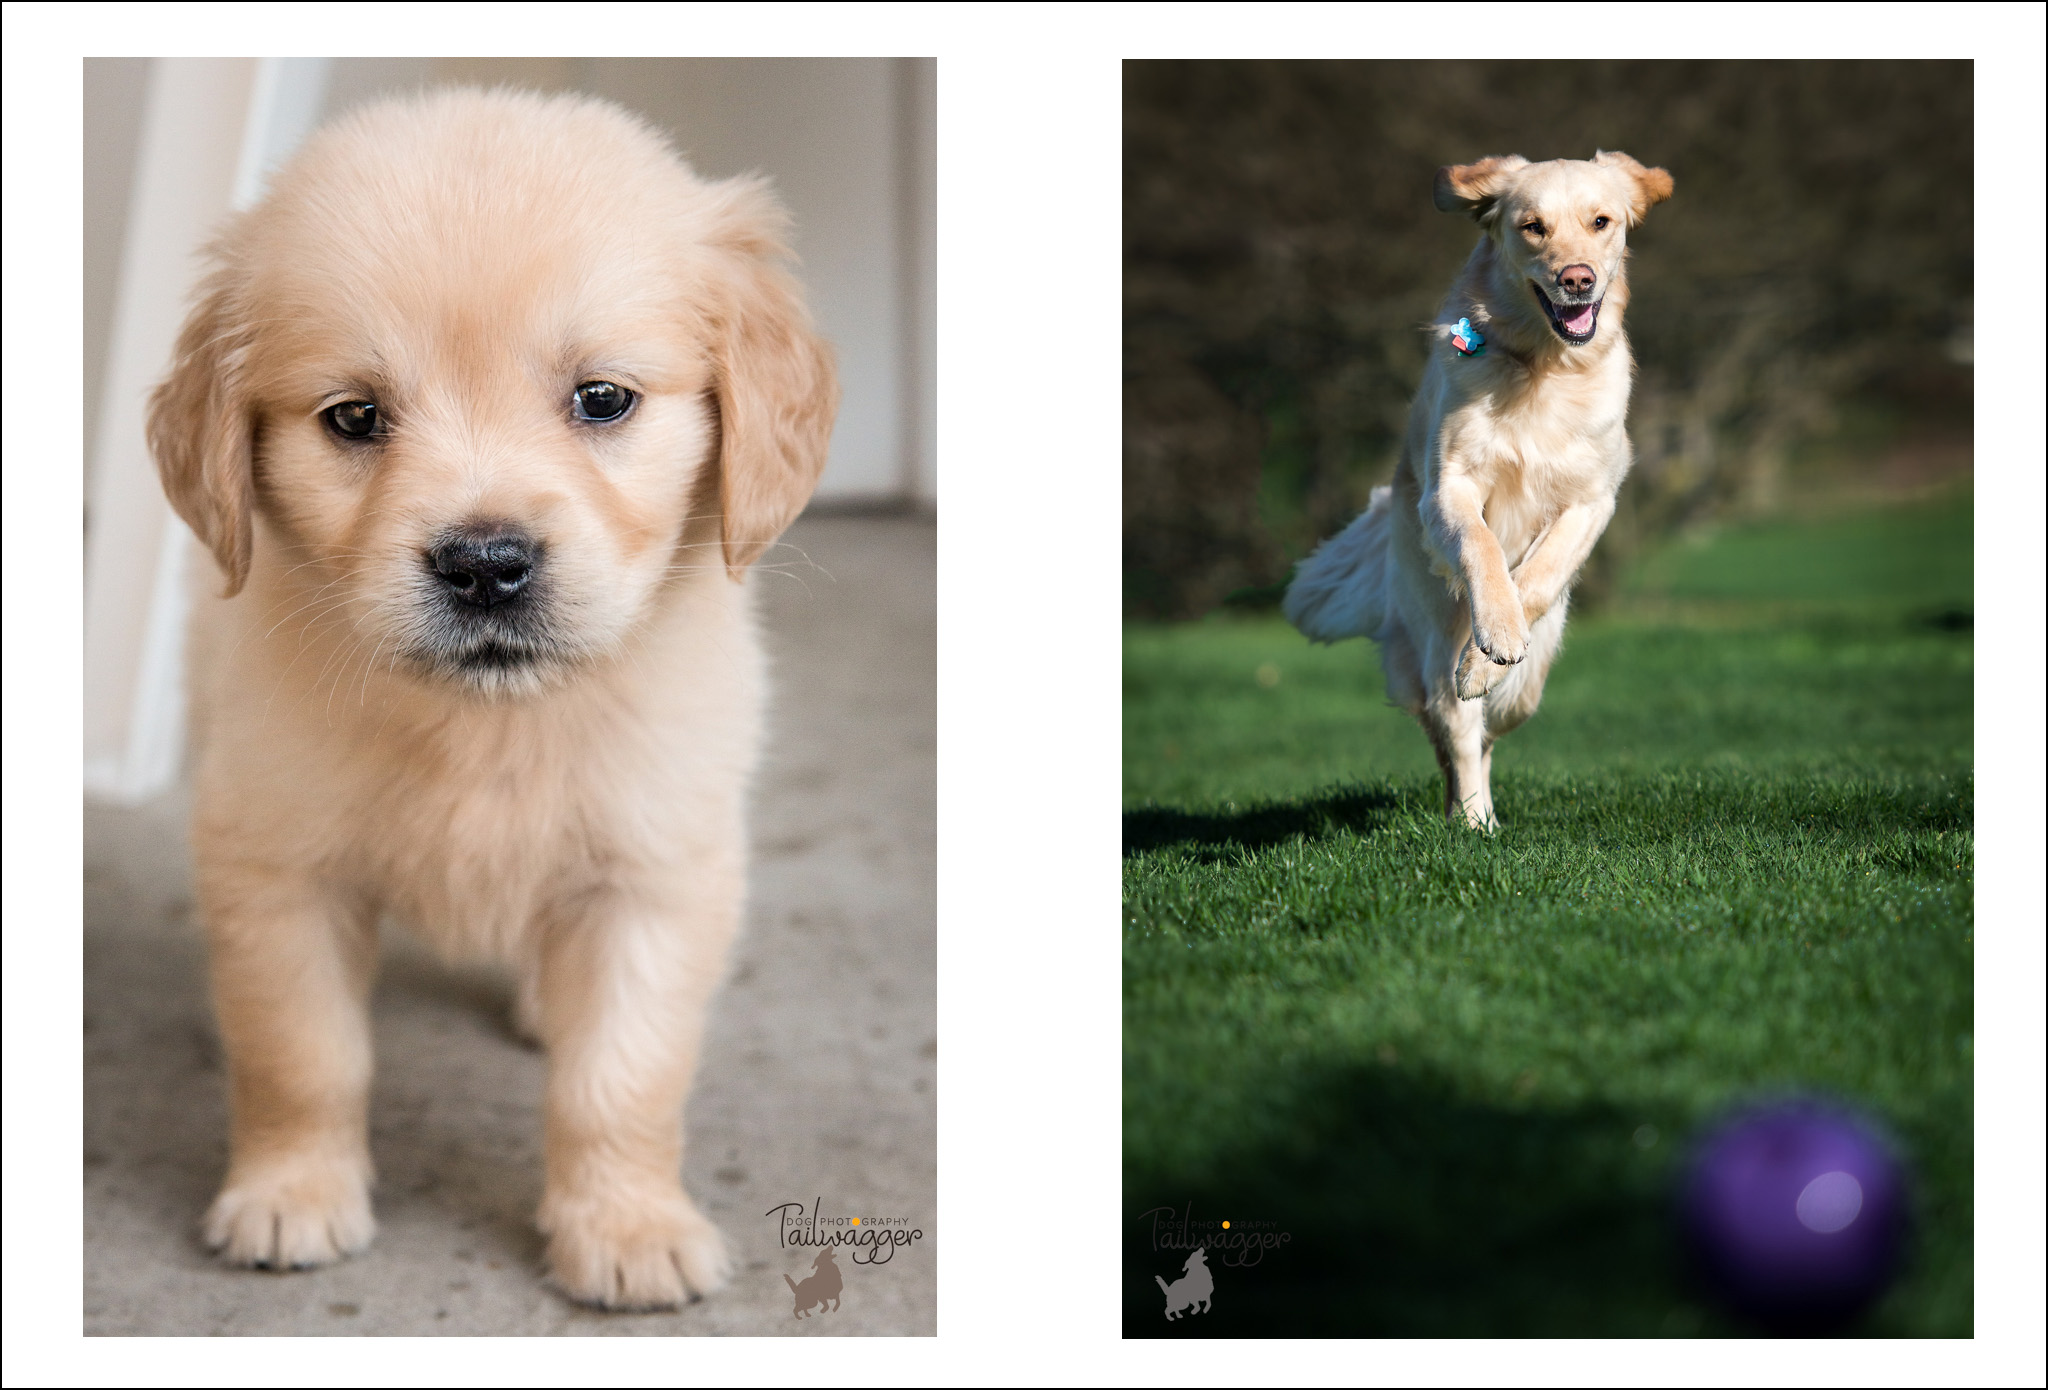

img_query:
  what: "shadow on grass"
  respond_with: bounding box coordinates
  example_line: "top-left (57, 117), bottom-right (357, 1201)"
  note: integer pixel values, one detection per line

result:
top-left (1123, 786), bottom-right (1403, 859)
top-left (1123, 1061), bottom-right (1725, 1337)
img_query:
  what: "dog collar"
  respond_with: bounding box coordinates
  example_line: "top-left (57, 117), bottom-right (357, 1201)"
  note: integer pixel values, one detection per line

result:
top-left (1451, 317), bottom-right (1486, 357)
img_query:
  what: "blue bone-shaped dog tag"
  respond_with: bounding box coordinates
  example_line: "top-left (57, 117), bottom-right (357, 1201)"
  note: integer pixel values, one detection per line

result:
top-left (1451, 316), bottom-right (1486, 357)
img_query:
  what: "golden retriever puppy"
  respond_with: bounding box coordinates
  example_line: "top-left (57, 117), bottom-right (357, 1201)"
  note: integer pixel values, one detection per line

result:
top-left (1285, 151), bottom-right (1672, 828)
top-left (146, 88), bottom-right (836, 1308)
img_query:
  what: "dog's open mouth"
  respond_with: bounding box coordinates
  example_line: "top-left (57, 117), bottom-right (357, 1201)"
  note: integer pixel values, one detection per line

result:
top-left (1533, 284), bottom-right (1601, 344)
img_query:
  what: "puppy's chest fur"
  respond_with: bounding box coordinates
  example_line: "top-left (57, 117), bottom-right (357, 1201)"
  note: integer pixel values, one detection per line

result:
top-left (338, 687), bottom-right (751, 957)
top-left (363, 727), bottom-right (632, 954)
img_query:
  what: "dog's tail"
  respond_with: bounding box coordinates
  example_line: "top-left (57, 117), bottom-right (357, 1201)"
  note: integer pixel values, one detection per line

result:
top-left (1155, 1276), bottom-right (1171, 1294)
top-left (1284, 485), bottom-right (1394, 643)
top-left (784, 1274), bottom-right (800, 1294)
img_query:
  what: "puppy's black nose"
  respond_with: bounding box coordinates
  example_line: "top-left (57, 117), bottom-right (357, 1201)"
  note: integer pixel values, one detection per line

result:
top-left (428, 526), bottom-right (536, 608)
top-left (1559, 263), bottom-right (1597, 295)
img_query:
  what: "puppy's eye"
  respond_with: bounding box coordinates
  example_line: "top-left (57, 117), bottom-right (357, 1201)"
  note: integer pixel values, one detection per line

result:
top-left (324, 400), bottom-right (380, 440)
top-left (573, 381), bottom-right (635, 423)
top-left (1522, 220), bottom-right (1544, 236)
top-left (1593, 215), bottom-right (1611, 230)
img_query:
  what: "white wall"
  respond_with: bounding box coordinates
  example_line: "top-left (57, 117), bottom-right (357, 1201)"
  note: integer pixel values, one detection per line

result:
top-left (82, 56), bottom-right (935, 803)
top-left (588, 58), bottom-right (922, 501)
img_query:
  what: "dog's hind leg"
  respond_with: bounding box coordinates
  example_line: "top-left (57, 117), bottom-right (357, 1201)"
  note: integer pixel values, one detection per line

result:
top-left (1421, 687), bottom-right (1494, 829)
top-left (1455, 604), bottom-right (1566, 826)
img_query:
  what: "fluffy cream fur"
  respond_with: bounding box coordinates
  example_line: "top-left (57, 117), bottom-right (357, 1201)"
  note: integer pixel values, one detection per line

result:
top-left (146, 89), bottom-right (837, 1308)
top-left (1286, 151), bottom-right (1673, 828)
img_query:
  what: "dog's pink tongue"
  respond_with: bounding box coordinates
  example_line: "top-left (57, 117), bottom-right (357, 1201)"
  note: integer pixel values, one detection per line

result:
top-left (1561, 302), bottom-right (1597, 336)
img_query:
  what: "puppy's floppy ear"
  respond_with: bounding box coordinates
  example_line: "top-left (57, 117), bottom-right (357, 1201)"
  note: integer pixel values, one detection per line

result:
top-left (704, 178), bottom-right (839, 581)
top-left (1592, 150), bottom-right (1674, 225)
top-left (146, 254), bottom-right (255, 596)
top-left (1433, 154), bottom-right (1530, 220)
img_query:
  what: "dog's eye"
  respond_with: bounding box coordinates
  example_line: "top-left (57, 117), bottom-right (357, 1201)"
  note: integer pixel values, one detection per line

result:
top-left (324, 400), bottom-right (380, 440)
top-left (1522, 220), bottom-right (1544, 236)
top-left (1593, 215), bottom-right (1611, 230)
top-left (573, 381), bottom-right (635, 423)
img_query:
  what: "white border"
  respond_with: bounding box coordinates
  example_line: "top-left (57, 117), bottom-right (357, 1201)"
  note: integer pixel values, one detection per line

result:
top-left (4, 3), bottom-right (2042, 1386)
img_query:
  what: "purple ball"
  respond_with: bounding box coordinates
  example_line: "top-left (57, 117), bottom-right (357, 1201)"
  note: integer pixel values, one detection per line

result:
top-left (1680, 1100), bottom-right (1909, 1331)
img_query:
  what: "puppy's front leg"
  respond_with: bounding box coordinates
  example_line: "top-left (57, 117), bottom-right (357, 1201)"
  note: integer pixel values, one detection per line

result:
top-left (1426, 473), bottom-right (1528, 699)
top-left (203, 876), bottom-right (378, 1268)
top-left (534, 883), bottom-right (738, 1309)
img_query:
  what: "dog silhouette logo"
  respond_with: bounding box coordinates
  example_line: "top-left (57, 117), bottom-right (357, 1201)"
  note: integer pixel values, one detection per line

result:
top-left (1156, 1245), bottom-right (1213, 1319)
top-left (785, 1245), bottom-right (843, 1318)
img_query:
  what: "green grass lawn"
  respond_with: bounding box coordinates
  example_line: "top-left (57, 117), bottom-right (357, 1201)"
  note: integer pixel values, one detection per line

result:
top-left (1122, 484), bottom-right (1973, 1337)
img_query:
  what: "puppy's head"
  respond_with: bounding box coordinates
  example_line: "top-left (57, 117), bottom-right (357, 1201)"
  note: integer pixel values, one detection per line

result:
top-left (148, 89), bottom-right (837, 695)
top-left (1435, 150), bottom-right (1672, 348)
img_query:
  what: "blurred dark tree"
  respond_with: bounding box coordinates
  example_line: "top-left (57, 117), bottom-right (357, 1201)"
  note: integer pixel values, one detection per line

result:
top-left (1124, 60), bottom-right (1973, 619)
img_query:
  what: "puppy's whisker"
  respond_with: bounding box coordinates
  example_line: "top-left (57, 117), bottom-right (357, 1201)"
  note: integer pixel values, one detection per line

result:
top-left (259, 590), bottom-right (360, 642)
top-left (351, 632), bottom-right (395, 712)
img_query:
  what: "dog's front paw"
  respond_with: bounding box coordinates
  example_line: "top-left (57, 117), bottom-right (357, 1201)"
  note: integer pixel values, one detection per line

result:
top-left (540, 1185), bottom-right (731, 1310)
top-left (204, 1153), bottom-right (374, 1269)
top-left (1454, 641), bottom-right (1504, 701)
top-left (1470, 598), bottom-right (1529, 668)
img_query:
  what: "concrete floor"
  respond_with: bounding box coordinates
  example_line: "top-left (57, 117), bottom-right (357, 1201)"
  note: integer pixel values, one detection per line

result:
top-left (83, 513), bottom-right (935, 1336)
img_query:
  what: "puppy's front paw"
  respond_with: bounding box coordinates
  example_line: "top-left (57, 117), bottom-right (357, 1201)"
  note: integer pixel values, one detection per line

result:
top-left (540, 1186), bottom-right (731, 1310)
top-left (204, 1154), bottom-right (374, 1269)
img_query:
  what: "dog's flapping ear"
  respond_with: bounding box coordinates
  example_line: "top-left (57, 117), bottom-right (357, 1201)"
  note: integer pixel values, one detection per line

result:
top-left (146, 256), bottom-right (256, 596)
top-left (1592, 150), bottom-right (1674, 225)
top-left (705, 178), bottom-right (839, 581)
top-left (1433, 155), bottom-right (1531, 220)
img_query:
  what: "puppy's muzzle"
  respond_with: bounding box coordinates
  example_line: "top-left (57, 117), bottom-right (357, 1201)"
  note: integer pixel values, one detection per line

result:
top-left (409, 521), bottom-right (567, 686)
top-left (429, 525), bottom-right (537, 610)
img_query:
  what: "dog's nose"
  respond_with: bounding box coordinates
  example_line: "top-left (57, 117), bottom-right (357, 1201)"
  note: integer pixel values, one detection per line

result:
top-left (427, 525), bottom-right (537, 608)
top-left (1558, 263), bottom-right (1597, 296)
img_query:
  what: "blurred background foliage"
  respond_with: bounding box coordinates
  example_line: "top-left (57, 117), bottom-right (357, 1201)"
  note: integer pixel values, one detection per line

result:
top-left (1124, 60), bottom-right (1973, 620)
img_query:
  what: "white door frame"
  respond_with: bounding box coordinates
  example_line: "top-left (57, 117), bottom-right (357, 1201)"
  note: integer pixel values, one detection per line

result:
top-left (83, 57), bottom-right (329, 803)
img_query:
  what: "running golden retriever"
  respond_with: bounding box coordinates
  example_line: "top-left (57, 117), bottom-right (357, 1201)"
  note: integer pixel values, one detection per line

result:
top-left (147, 89), bottom-right (836, 1308)
top-left (1285, 151), bottom-right (1672, 828)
